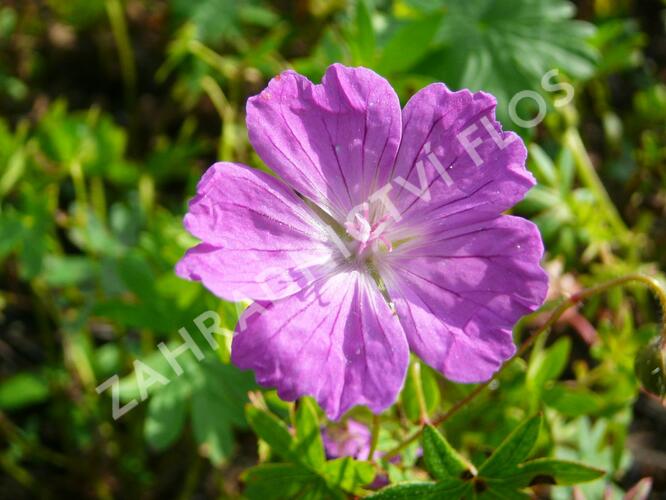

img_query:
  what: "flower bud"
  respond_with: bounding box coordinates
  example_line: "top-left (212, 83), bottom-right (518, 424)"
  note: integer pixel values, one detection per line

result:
top-left (635, 335), bottom-right (666, 397)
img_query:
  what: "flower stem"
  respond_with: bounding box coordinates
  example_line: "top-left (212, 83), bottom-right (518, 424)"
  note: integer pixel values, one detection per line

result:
top-left (383, 272), bottom-right (666, 460)
top-left (368, 414), bottom-right (380, 461)
top-left (411, 360), bottom-right (430, 424)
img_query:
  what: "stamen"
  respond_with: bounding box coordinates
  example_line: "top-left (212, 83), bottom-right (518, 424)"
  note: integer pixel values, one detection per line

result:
top-left (355, 213), bottom-right (372, 242)
top-left (344, 203), bottom-right (393, 257)
top-left (379, 235), bottom-right (393, 253)
top-left (371, 214), bottom-right (392, 233)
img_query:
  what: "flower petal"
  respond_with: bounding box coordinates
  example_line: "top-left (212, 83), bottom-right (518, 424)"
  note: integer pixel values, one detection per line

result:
top-left (385, 84), bottom-right (533, 239)
top-left (176, 243), bottom-right (335, 302)
top-left (323, 419), bottom-right (372, 460)
top-left (246, 64), bottom-right (402, 220)
top-left (176, 162), bottom-right (336, 301)
top-left (381, 216), bottom-right (548, 382)
top-left (231, 270), bottom-right (409, 420)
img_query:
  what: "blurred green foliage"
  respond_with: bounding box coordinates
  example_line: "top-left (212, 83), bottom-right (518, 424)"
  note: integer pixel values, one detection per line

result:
top-left (0, 0), bottom-right (665, 498)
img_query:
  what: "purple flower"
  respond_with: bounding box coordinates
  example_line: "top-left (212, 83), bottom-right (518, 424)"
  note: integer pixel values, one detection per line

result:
top-left (176, 64), bottom-right (548, 420)
top-left (323, 419), bottom-right (373, 461)
top-left (322, 419), bottom-right (412, 489)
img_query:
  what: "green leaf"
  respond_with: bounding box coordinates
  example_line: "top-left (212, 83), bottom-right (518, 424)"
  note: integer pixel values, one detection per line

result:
top-left (422, 425), bottom-right (473, 481)
top-left (520, 185), bottom-right (562, 212)
top-left (295, 397), bottom-right (326, 468)
top-left (145, 379), bottom-right (188, 450)
top-left (43, 255), bottom-right (98, 286)
top-left (243, 412), bottom-right (373, 497)
top-left (18, 221), bottom-right (48, 280)
top-left (139, 354), bottom-right (251, 462)
top-left (0, 372), bottom-right (50, 410)
top-left (481, 485), bottom-right (532, 499)
top-left (170, 0), bottom-right (272, 45)
top-left (527, 143), bottom-right (558, 186)
top-left (320, 457), bottom-right (376, 493)
top-left (558, 147), bottom-right (575, 194)
top-left (242, 463), bottom-right (322, 500)
top-left (245, 405), bottom-right (295, 461)
top-left (372, 416), bottom-right (605, 498)
top-left (0, 7), bottom-right (17, 39)
top-left (401, 361), bottom-right (441, 422)
top-left (498, 458), bottom-right (605, 487)
top-left (301, 481), bottom-right (344, 500)
top-left (238, 5), bottom-right (279, 27)
top-left (415, 0), bottom-right (597, 123)
top-left (543, 384), bottom-right (603, 416)
top-left (367, 481), bottom-right (439, 499)
top-left (376, 14), bottom-right (443, 74)
top-left (0, 213), bottom-right (22, 261)
top-left (118, 350), bottom-right (173, 402)
top-left (479, 415), bottom-right (541, 476)
top-left (353, 0), bottom-right (375, 65)
top-left (45, 0), bottom-right (104, 27)
top-left (201, 360), bottom-right (254, 427)
top-left (191, 390), bottom-right (235, 464)
top-left (0, 148), bottom-right (25, 197)
top-left (526, 337), bottom-right (571, 407)
top-left (190, 361), bottom-right (253, 463)
top-left (117, 253), bottom-right (157, 301)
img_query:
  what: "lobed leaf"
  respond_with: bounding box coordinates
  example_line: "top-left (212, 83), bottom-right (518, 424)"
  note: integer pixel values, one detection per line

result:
top-left (320, 457), bottom-right (376, 493)
top-left (295, 397), bottom-right (326, 469)
top-left (245, 405), bottom-right (295, 462)
top-left (479, 414), bottom-right (542, 476)
top-left (422, 425), bottom-right (474, 481)
top-left (242, 463), bottom-right (322, 500)
top-left (496, 458), bottom-right (605, 487)
top-left (367, 481), bottom-right (439, 499)
top-left (376, 15), bottom-right (443, 75)
top-left (145, 379), bottom-right (189, 450)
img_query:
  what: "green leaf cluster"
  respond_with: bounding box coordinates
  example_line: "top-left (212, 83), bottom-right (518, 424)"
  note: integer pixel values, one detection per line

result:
top-left (370, 415), bottom-right (603, 499)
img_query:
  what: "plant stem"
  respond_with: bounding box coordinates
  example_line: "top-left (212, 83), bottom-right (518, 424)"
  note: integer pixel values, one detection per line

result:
top-left (188, 40), bottom-right (239, 79)
top-left (368, 414), bottom-right (380, 461)
top-left (383, 273), bottom-right (666, 460)
top-left (411, 360), bottom-right (430, 424)
top-left (563, 127), bottom-right (630, 242)
top-left (105, 0), bottom-right (136, 102)
top-left (201, 76), bottom-right (235, 160)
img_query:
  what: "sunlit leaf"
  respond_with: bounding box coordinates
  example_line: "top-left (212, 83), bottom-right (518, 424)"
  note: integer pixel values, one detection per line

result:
top-left (422, 425), bottom-right (473, 481)
top-left (376, 14), bottom-right (442, 75)
top-left (295, 397), bottom-right (326, 468)
top-left (246, 405), bottom-right (296, 461)
top-left (401, 360), bottom-right (440, 422)
top-left (412, 0), bottom-right (597, 121)
top-left (320, 457), bottom-right (375, 493)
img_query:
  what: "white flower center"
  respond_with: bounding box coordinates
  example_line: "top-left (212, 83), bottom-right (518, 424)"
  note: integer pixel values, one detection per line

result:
top-left (344, 202), bottom-right (393, 257)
